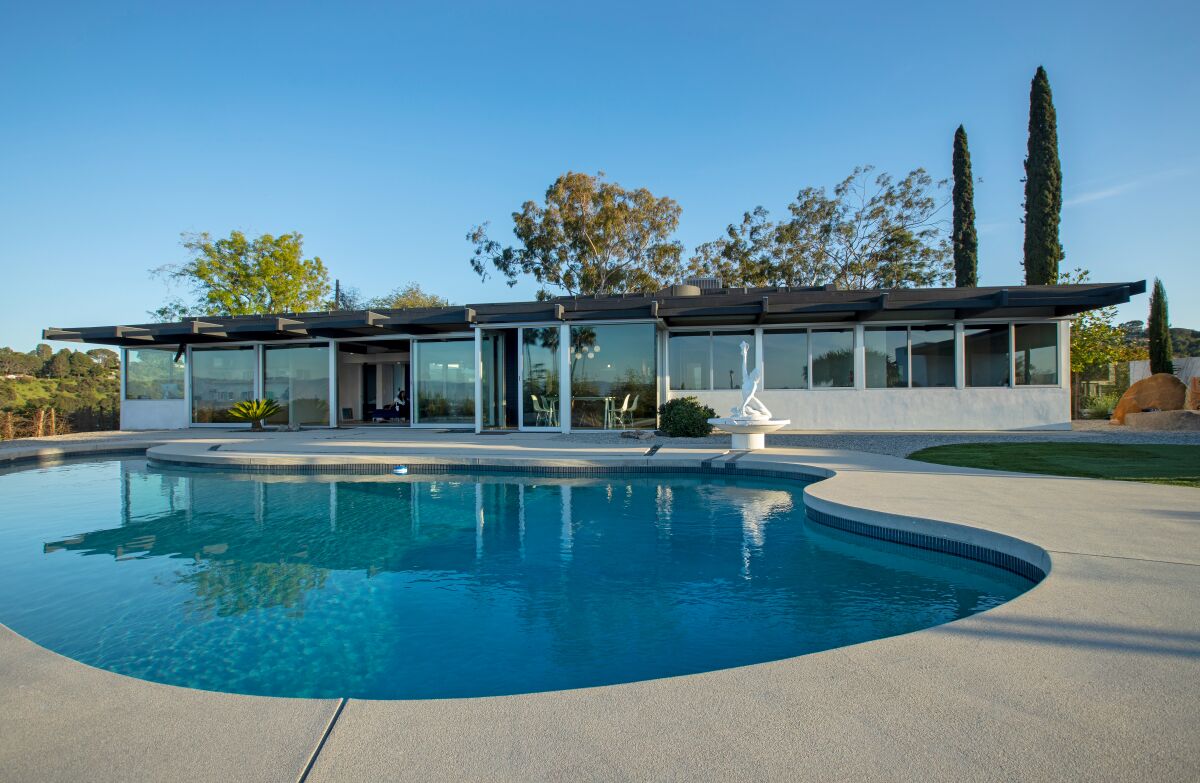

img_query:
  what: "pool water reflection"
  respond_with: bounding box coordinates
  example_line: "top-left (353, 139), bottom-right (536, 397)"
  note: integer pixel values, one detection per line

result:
top-left (0, 459), bottom-right (1033, 699)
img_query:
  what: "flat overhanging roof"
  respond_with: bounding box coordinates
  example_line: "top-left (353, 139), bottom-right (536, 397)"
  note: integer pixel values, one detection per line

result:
top-left (43, 281), bottom-right (1146, 347)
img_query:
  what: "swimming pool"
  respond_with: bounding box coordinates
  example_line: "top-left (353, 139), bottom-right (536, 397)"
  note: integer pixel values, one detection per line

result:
top-left (0, 458), bottom-right (1035, 699)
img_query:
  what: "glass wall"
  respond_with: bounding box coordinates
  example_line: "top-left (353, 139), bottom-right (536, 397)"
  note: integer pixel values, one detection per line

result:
top-left (263, 344), bottom-right (330, 426)
top-left (521, 327), bottom-right (560, 428)
top-left (668, 331), bottom-right (754, 391)
top-left (910, 326), bottom-right (956, 387)
top-left (1015, 323), bottom-right (1059, 385)
top-left (570, 324), bottom-right (655, 429)
top-left (414, 340), bottom-right (475, 425)
top-left (864, 327), bottom-right (908, 389)
top-left (712, 332), bottom-right (754, 391)
top-left (667, 333), bottom-right (710, 391)
top-left (763, 330), bottom-right (808, 389)
top-left (965, 325), bottom-right (1011, 387)
top-left (811, 329), bottom-right (854, 388)
top-left (125, 348), bottom-right (185, 400)
top-left (191, 346), bottom-right (256, 423)
top-left (863, 325), bottom-right (956, 389)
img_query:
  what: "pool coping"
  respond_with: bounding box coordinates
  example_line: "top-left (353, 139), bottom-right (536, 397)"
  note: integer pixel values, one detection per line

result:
top-left (1, 431), bottom-right (1197, 782)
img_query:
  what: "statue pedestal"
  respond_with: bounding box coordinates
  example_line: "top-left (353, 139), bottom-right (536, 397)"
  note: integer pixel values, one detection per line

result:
top-left (707, 417), bottom-right (791, 451)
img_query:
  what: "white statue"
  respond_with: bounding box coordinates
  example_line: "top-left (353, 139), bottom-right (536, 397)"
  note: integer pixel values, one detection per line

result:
top-left (732, 340), bottom-right (773, 421)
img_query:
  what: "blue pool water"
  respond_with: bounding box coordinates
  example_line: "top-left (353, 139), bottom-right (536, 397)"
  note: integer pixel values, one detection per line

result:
top-left (0, 458), bottom-right (1033, 699)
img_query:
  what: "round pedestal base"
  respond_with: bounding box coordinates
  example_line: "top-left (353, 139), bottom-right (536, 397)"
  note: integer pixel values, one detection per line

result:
top-left (731, 432), bottom-right (765, 450)
top-left (707, 418), bottom-right (791, 451)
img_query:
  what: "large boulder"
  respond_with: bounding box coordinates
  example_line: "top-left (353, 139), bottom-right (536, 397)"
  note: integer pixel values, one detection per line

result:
top-left (1187, 377), bottom-right (1200, 411)
top-left (1111, 373), bottom-right (1187, 424)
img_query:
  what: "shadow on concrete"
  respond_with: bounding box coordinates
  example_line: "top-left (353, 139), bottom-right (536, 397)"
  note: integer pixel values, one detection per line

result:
top-left (934, 613), bottom-right (1200, 659)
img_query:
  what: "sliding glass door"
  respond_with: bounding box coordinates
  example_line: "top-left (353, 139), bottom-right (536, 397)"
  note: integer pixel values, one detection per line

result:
top-left (520, 327), bottom-right (560, 430)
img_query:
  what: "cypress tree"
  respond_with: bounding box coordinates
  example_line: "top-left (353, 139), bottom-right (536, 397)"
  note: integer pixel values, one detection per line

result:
top-left (952, 125), bottom-right (978, 287)
top-left (1148, 278), bottom-right (1174, 375)
top-left (1022, 66), bottom-right (1063, 285)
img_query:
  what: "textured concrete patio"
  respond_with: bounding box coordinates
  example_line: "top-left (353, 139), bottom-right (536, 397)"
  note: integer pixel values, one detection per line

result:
top-left (1, 428), bottom-right (1197, 782)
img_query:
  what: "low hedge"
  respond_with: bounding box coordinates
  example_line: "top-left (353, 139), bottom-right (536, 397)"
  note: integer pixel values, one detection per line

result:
top-left (657, 396), bottom-right (716, 437)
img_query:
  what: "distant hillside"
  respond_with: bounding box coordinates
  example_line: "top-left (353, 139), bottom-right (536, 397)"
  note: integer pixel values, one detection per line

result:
top-left (1172, 327), bottom-right (1200, 357)
top-left (1119, 322), bottom-right (1200, 358)
top-left (0, 344), bottom-right (119, 437)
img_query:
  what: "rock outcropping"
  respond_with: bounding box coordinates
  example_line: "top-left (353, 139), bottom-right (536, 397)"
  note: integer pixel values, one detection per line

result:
top-left (1111, 373), bottom-right (1187, 425)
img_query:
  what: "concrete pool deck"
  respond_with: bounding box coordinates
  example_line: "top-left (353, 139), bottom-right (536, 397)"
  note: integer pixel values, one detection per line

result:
top-left (1, 428), bottom-right (1197, 782)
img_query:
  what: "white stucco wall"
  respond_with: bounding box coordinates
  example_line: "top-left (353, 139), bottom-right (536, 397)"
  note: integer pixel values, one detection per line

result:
top-left (120, 399), bottom-right (190, 431)
top-left (669, 387), bottom-right (1071, 431)
top-left (1130, 357), bottom-right (1200, 385)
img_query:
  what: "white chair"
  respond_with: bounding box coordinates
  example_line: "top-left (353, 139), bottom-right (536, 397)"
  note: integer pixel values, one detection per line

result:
top-left (613, 394), bottom-right (633, 429)
top-left (531, 394), bottom-right (557, 427)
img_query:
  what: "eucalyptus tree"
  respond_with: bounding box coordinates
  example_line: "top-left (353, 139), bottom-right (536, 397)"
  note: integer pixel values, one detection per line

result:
top-left (467, 171), bottom-right (685, 298)
top-left (688, 166), bottom-right (951, 290)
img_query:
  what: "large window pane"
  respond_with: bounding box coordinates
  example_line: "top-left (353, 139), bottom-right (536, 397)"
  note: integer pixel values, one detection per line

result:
top-left (191, 346), bottom-right (255, 423)
top-left (415, 340), bottom-right (475, 424)
top-left (711, 331), bottom-right (755, 391)
top-left (521, 327), bottom-right (560, 428)
top-left (264, 344), bottom-right (330, 425)
top-left (763, 330), bottom-right (808, 389)
top-left (125, 348), bottom-right (185, 400)
top-left (965, 324), bottom-right (1010, 387)
top-left (865, 327), bottom-right (908, 388)
top-left (811, 329), bottom-right (854, 388)
top-left (668, 333), bottom-right (710, 390)
top-left (571, 324), bottom-right (655, 429)
top-left (910, 325), bottom-right (956, 388)
top-left (1015, 323), bottom-right (1059, 385)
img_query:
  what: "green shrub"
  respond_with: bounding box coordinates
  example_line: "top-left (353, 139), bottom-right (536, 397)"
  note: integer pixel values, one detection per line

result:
top-left (1082, 392), bottom-right (1121, 420)
top-left (658, 396), bottom-right (716, 437)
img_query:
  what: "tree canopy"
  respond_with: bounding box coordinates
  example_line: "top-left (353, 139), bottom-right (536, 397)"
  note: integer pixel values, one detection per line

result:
top-left (1148, 278), bottom-right (1173, 374)
top-left (688, 166), bottom-right (951, 289)
top-left (468, 171), bottom-right (685, 298)
top-left (951, 126), bottom-right (978, 287)
top-left (151, 231), bottom-right (331, 319)
top-left (1023, 66), bottom-right (1063, 285)
top-left (1061, 269), bottom-right (1144, 374)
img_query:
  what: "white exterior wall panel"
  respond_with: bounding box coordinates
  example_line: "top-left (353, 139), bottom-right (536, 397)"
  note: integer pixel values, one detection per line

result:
top-left (670, 387), bottom-right (1070, 431)
top-left (120, 399), bottom-right (190, 430)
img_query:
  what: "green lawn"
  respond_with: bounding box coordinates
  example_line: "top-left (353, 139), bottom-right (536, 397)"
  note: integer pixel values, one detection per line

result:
top-left (908, 443), bottom-right (1200, 488)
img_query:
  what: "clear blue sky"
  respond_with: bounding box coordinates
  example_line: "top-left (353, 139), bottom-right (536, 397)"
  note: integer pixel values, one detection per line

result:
top-left (1, 0), bottom-right (1196, 351)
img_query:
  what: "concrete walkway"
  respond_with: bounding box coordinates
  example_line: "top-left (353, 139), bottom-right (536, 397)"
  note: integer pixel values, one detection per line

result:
top-left (1, 428), bottom-right (1197, 782)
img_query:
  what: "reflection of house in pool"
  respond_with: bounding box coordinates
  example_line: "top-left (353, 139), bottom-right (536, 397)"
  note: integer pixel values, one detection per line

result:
top-left (43, 465), bottom-right (805, 590)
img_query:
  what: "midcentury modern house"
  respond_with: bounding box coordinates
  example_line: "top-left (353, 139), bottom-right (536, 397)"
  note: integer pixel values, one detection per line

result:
top-left (44, 280), bottom-right (1145, 433)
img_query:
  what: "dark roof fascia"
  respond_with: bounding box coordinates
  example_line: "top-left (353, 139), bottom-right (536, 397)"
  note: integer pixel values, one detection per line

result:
top-left (43, 281), bottom-right (1144, 346)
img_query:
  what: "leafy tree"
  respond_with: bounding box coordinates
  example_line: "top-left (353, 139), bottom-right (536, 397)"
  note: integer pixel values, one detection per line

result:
top-left (45, 349), bottom-right (72, 378)
top-left (1062, 269), bottom-right (1145, 375)
top-left (951, 125), bottom-right (978, 287)
top-left (87, 348), bottom-right (120, 371)
top-left (367, 283), bottom-right (450, 309)
top-left (688, 207), bottom-right (802, 288)
top-left (151, 231), bottom-right (331, 319)
top-left (0, 348), bottom-right (41, 376)
top-left (1148, 278), bottom-right (1173, 374)
top-left (468, 171), bottom-right (685, 297)
top-left (33, 344), bottom-right (52, 361)
top-left (68, 351), bottom-right (98, 377)
top-left (1023, 66), bottom-right (1063, 285)
top-left (689, 166), bottom-right (951, 289)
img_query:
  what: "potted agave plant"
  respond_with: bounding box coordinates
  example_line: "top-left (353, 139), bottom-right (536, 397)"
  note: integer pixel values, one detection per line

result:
top-left (227, 398), bottom-right (282, 431)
